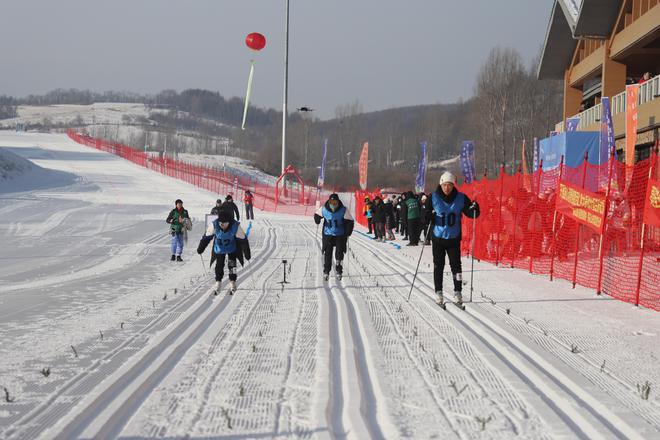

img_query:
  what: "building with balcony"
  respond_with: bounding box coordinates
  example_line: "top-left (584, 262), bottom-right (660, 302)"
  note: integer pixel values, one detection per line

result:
top-left (538, 0), bottom-right (660, 162)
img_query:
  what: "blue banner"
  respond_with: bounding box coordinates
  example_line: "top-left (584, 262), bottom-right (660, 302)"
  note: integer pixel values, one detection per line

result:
top-left (415, 141), bottom-right (427, 192)
top-left (532, 137), bottom-right (539, 171)
top-left (565, 117), bottom-right (580, 132)
top-left (317, 138), bottom-right (327, 188)
top-left (599, 97), bottom-right (615, 165)
top-left (459, 141), bottom-right (476, 184)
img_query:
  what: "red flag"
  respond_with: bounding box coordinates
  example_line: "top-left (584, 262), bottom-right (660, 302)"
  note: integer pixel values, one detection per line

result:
top-left (643, 176), bottom-right (660, 227)
top-left (625, 84), bottom-right (639, 167)
top-left (358, 142), bottom-right (369, 190)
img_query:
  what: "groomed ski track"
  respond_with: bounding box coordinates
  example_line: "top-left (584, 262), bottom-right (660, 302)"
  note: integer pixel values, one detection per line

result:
top-left (1, 132), bottom-right (659, 439)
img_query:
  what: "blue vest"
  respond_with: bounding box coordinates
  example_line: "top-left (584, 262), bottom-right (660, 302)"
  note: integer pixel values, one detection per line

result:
top-left (431, 192), bottom-right (465, 239)
top-left (322, 206), bottom-right (346, 236)
top-left (213, 220), bottom-right (240, 254)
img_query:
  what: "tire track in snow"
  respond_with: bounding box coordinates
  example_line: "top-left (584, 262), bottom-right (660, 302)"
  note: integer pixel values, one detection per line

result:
top-left (352, 233), bottom-right (647, 440)
top-left (41, 227), bottom-right (277, 440)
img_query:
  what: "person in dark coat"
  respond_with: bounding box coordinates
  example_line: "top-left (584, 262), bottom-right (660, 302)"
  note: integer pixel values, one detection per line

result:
top-left (371, 196), bottom-right (387, 242)
top-left (314, 193), bottom-right (355, 280)
top-left (197, 210), bottom-right (251, 295)
top-left (399, 193), bottom-right (409, 239)
top-left (220, 194), bottom-right (240, 221)
top-left (384, 197), bottom-right (396, 240)
top-left (427, 172), bottom-right (480, 306)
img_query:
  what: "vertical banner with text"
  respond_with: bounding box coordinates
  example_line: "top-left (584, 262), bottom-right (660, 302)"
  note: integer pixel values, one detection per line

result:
top-left (358, 142), bottom-right (369, 190)
top-left (415, 141), bottom-right (428, 193)
top-left (459, 140), bottom-right (476, 184)
top-left (317, 138), bottom-right (327, 188)
top-left (626, 84), bottom-right (639, 166)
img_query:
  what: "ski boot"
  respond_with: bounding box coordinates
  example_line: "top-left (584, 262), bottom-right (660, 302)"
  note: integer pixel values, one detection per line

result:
top-left (335, 261), bottom-right (343, 281)
top-left (229, 281), bottom-right (237, 295)
top-left (435, 291), bottom-right (445, 307)
top-left (171, 254), bottom-right (176, 261)
top-left (176, 255), bottom-right (183, 262)
top-left (213, 281), bottom-right (221, 296)
top-left (454, 291), bottom-right (463, 305)
top-left (323, 272), bottom-right (330, 282)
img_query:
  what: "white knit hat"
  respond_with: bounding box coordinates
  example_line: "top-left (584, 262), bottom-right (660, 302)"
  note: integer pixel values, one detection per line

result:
top-left (439, 171), bottom-right (457, 185)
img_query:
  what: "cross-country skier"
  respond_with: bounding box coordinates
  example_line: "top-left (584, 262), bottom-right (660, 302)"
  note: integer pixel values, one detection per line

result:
top-left (166, 199), bottom-right (190, 262)
top-left (314, 193), bottom-right (354, 281)
top-left (197, 210), bottom-right (251, 295)
top-left (428, 172), bottom-right (479, 306)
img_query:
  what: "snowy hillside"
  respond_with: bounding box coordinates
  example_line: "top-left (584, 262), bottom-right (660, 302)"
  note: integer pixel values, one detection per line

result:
top-left (0, 131), bottom-right (659, 439)
top-left (0, 103), bottom-right (155, 128)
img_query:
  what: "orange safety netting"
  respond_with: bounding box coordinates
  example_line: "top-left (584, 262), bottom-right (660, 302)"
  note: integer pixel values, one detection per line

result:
top-left (68, 130), bottom-right (659, 311)
top-left (67, 130), bottom-right (333, 218)
top-left (459, 152), bottom-right (660, 311)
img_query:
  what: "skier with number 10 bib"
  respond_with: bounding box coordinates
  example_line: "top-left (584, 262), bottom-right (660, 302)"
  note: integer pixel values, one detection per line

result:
top-left (197, 210), bottom-right (251, 295)
top-left (314, 193), bottom-right (354, 281)
top-left (428, 172), bottom-right (479, 306)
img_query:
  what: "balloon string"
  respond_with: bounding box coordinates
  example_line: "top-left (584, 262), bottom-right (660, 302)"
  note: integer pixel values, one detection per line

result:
top-left (241, 59), bottom-right (256, 130)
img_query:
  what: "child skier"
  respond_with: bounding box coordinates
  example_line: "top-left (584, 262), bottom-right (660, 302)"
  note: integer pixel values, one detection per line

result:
top-left (197, 210), bottom-right (251, 295)
top-left (314, 193), bottom-right (354, 281)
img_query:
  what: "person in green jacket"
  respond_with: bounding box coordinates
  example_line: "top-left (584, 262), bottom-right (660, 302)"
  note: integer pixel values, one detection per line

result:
top-left (405, 191), bottom-right (422, 246)
top-left (166, 199), bottom-right (190, 261)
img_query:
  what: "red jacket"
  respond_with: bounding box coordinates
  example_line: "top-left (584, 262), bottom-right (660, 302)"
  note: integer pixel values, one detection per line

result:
top-left (244, 193), bottom-right (254, 204)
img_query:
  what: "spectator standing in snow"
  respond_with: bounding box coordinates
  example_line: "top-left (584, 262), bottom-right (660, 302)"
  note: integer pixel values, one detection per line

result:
top-left (384, 197), bottom-right (396, 240)
top-left (399, 193), bottom-right (409, 240)
top-left (405, 191), bottom-right (422, 246)
top-left (427, 172), bottom-right (480, 305)
top-left (364, 196), bottom-right (374, 235)
top-left (197, 210), bottom-right (251, 295)
top-left (166, 199), bottom-right (190, 262)
top-left (244, 190), bottom-right (255, 220)
top-left (314, 193), bottom-right (355, 280)
top-left (371, 196), bottom-right (387, 242)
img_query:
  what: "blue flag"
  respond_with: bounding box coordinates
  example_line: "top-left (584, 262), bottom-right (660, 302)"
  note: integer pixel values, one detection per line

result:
top-left (532, 137), bottom-right (539, 171)
top-left (459, 141), bottom-right (476, 184)
top-left (415, 142), bottom-right (427, 193)
top-left (600, 97), bottom-right (616, 165)
top-left (317, 138), bottom-right (327, 188)
top-left (565, 117), bottom-right (580, 132)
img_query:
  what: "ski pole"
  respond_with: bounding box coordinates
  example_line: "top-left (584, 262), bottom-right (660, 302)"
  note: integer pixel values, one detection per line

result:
top-left (407, 223), bottom-right (430, 302)
top-left (199, 254), bottom-right (209, 277)
top-left (470, 201), bottom-right (477, 303)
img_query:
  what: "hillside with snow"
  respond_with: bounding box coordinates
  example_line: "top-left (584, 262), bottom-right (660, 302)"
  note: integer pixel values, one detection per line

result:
top-left (0, 131), bottom-right (658, 440)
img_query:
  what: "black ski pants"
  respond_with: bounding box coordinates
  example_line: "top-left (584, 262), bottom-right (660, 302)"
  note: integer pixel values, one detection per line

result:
top-left (432, 237), bottom-right (462, 293)
top-left (215, 252), bottom-right (239, 282)
top-left (408, 218), bottom-right (421, 245)
top-left (245, 203), bottom-right (254, 220)
top-left (322, 234), bottom-right (347, 274)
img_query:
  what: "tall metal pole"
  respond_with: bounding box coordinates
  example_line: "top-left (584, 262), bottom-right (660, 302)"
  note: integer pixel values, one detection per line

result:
top-left (281, 0), bottom-right (290, 174)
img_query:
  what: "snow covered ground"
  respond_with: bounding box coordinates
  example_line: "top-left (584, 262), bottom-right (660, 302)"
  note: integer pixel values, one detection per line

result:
top-left (0, 103), bottom-right (157, 128)
top-left (0, 131), bottom-right (659, 439)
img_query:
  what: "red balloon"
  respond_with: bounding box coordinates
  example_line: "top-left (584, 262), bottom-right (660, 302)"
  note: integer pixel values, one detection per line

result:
top-left (245, 33), bottom-right (266, 51)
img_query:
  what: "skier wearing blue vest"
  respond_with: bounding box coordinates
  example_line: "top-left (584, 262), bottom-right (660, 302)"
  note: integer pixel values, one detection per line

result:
top-left (428, 172), bottom-right (479, 306)
top-left (314, 193), bottom-right (355, 281)
top-left (197, 210), bottom-right (251, 295)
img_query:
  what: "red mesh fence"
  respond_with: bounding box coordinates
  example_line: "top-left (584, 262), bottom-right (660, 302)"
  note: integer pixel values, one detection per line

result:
top-left (68, 130), bottom-right (659, 311)
top-left (67, 130), bottom-right (332, 217)
top-left (460, 151), bottom-right (660, 311)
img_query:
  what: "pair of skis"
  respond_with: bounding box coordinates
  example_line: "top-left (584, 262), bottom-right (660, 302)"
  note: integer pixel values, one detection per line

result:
top-left (436, 296), bottom-right (466, 311)
top-left (323, 273), bottom-right (342, 282)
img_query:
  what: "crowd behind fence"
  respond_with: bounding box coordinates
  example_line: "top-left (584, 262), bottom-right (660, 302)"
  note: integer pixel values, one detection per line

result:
top-left (68, 130), bottom-right (659, 311)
